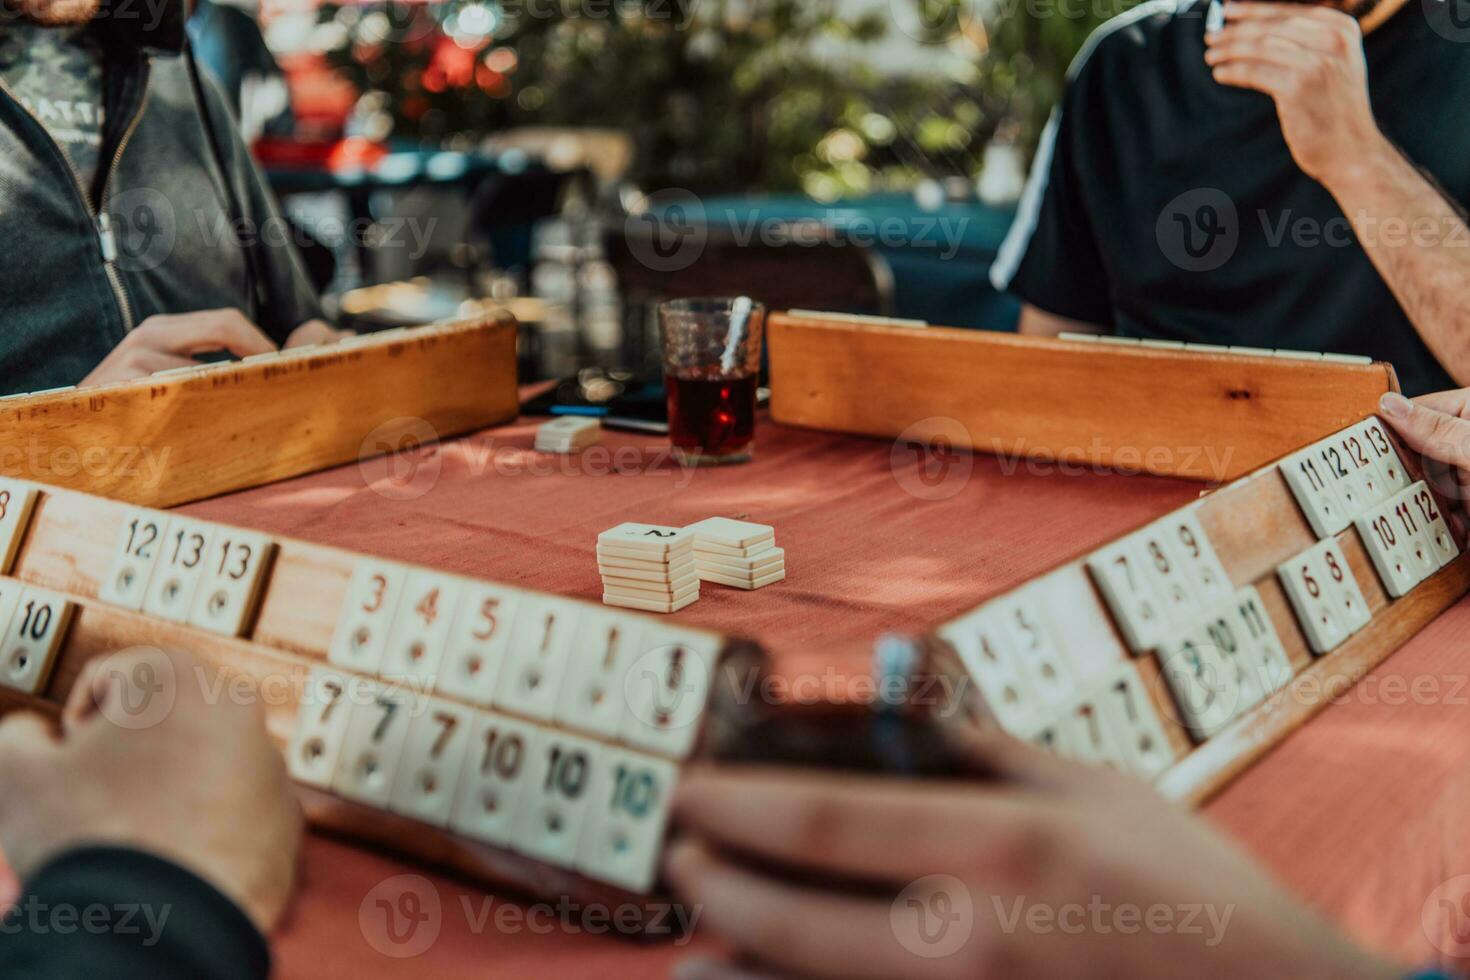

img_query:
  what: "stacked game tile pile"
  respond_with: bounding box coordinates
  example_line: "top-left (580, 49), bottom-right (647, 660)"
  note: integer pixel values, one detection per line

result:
top-left (597, 523), bottom-right (700, 613)
top-left (535, 416), bottom-right (601, 453)
top-left (686, 517), bottom-right (786, 590)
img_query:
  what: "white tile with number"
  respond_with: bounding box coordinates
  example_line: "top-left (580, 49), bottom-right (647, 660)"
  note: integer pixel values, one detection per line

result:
top-left (379, 572), bottom-right (463, 690)
top-left (99, 509), bottom-right (168, 611)
top-left (1157, 510), bottom-right (1232, 606)
top-left (1094, 663), bottom-right (1176, 780)
top-left (1087, 538), bottom-right (1168, 652)
top-left (328, 561), bottom-right (410, 674)
top-left (620, 626), bottom-right (723, 759)
top-left (1357, 483), bottom-right (1443, 597)
top-left (0, 587), bottom-right (73, 695)
top-left (493, 597), bottom-right (579, 721)
top-left (1227, 588), bottom-right (1294, 700)
top-left (937, 608), bottom-right (1037, 733)
top-left (436, 583), bottom-right (522, 707)
top-left (1282, 444), bottom-right (1352, 538)
top-left (0, 479), bottom-right (37, 574)
top-left (1276, 543), bottom-right (1350, 655)
top-left (1357, 419), bottom-right (1410, 494)
top-left (188, 527), bottom-right (275, 637)
top-left (997, 589), bottom-right (1076, 706)
top-left (141, 518), bottom-right (215, 622)
top-left (511, 729), bottom-right (602, 866)
top-left (331, 682), bottom-right (418, 808)
top-left (388, 697), bottom-right (474, 827)
top-left (1133, 523), bottom-right (1200, 626)
top-left (286, 668), bottom-right (357, 789)
top-left (576, 747), bottom-right (677, 892)
top-left (1059, 697), bottom-right (1128, 769)
top-left (449, 710), bottom-right (538, 847)
top-left (1156, 623), bottom-right (1236, 741)
top-left (555, 610), bottom-right (641, 740)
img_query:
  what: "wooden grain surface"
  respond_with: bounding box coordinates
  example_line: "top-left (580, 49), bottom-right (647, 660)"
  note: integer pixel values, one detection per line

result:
top-left (768, 314), bottom-right (1399, 482)
top-left (0, 312), bottom-right (520, 508)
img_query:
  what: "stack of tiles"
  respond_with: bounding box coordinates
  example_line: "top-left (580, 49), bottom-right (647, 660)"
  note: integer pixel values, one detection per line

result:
top-left (686, 517), bottom-right (786, 590)
top-left (535, 416), bottom-right (601, 453)
top-left (597, 523), bottom-right (700, 613)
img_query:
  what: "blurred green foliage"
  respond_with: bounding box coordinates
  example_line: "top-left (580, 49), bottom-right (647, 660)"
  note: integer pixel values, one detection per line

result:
top-left (320, 0), bottom-right (1138, 195)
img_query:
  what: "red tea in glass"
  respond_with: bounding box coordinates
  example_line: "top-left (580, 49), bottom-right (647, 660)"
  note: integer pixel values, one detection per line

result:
top-left (659, 298), bottom-right (765, 465)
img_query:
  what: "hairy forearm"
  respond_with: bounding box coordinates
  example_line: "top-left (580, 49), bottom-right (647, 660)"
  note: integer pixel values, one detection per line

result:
top-left (1321, 135), bottom-right (1470, 385)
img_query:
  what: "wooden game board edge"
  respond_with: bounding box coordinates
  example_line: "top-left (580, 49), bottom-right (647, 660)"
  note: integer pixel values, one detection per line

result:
top-left (767, 313), bottom-right (1397, 482)
top-left (0, 311), bottom-right (522, 508)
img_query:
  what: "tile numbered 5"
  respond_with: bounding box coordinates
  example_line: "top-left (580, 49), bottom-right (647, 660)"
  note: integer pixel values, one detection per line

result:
top-left (436, 583), bottom-right (523, 707)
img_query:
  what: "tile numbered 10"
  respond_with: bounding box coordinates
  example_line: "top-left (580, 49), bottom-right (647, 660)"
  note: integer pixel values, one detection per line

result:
top-left (188, 527), bottom-right (276, 637)
top-left (98, 509), bottom-right (168, 611)
top-left (449, 711), bottom-right (538, 848)
top-left (1355, 482), bottom-right (1449, 598)
top-left (436, 583), bottom-right (523, 707)
top-left (328, 561), bottom-right (410, 675)
top-left (388, 697), bottom-right (475, 827)
top-left (937, 608), bottom-right (1037, 735)
top-left (0, 586), bottom-right (73, 694)
top-left (286, 667), bottom-right (356, 789)
top-left (379, 572), bottom-right (464, 691)
top-left (141, 518), bottom-right (216, 623)
top-left (0, 479), bottom-right (38, 574)
top-left (511, 728), bottom-right (603, 868)
top-left (576, 747), bottom-right (678, 893)
top-left (1087, 539), bottom-right (1168, 653)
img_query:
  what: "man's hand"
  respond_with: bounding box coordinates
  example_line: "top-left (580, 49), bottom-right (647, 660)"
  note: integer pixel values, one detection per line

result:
top-left (81, 310), bottom-right (278, 386)
top-left (1206, 3), bottom-right (1383, 187)
top-left (666, 732), bottom-right (1399, 980)
top-left (1380, 390), bottom-right (1470, 527)
top-left (284, 319), bottom-right (355, 349)
top-left (0, 647), bottom-right (302, 932)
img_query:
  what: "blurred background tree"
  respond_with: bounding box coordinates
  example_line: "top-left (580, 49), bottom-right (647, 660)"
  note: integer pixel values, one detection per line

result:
top-left (317, 0), bottom-right (1140, 196)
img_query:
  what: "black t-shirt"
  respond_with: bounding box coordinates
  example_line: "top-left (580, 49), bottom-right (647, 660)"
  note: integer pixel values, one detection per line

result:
top-left (991, 0), bottom-right (1470, 395)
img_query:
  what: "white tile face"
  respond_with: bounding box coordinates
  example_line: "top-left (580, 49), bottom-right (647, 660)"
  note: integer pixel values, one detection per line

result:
top-left (1087, 540), bottom-right (1168, 653)
top-left (1155, 628), bottom-right (1236, 741)
top-left (1197, 603), bottom-right (1264, 715)
top-left (141, 519), bottom-right (215, 622)
top-left (1316, 539), bottom-right (1372, 635)
top-left (449, 711), bottom-right (537, 847)
top-left (0, 479), bottom-right (37, 574)
top-left (1358, 419), bottom-right (1411, 494)
top-left (1134, 523), bottom-right (1201, 626)
top-left (999, 593), bottom-right (1075, 705)
top-left (286, 668), bottom-right (356, 789)
top-left (1228, 588), bottom-right (1293, 698)
top-left (555, 611), bottom-right (641, 740)
top-left (1096, 665), bottom-right (1175, 780)
top-left (331, 683), bottom-right (418, 808)
top-left (188, 527), bottom-right (276, 637)
top-left (576, 748), bottom-right (678, 893)
top-left (1059, 698), bottom-right (1127, 769)
top-left (1390, 486), bottom-right (1442, 584)
top-left (512, 729), bottom-right (602, 868)
top-left (937, 609), bottom-right (1037, 734)
top-left (0, 586), bottom-right (69, 694)
top-left (1276, 547), bottom-right (1349, 655)
top-left (1282, 445), bottom-right (1351, 538)
top-left (1357, 502), bottom-right (1417, 598)
top-left (493, 597), bottom-right (579, 721)
top-left (1334, 427), bottom-right (1386, 506)
top-left (379, 573), bottom-right (463, 691)
top-left (327, 561), bottom-right (409, 675)
top-left (389, 697), bottom-right (474, 827)
top-left (620, 626), bottom-right (722, 759)
top-left (436, 583), bottom-right (522, 707)
top-left (99, 510), bottom-right (168, 611)
top-left (1309, 439), bottom-right (1367, 517)
top-left (1029, 718), bottom-right (1075, 757)
top-left (1407, 484), bottom-right (1461, 569)
top-left (1161, 511), bottom-right (1232, 606)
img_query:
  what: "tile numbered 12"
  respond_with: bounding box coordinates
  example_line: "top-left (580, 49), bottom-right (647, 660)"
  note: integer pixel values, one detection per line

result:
top-left (328, 561), bottom-right (410, 675)
top-left (449, 710), bottom-right (538, 848)
top-left (98, 509), bottom-right (168, 611)
top-left (189, 527), bottom-right (276, 637)
top-left (436, 583), bottom-right (523, 707)
top-left (0, 479), bottom-right (38, 574)
top-left (141, 518), bottom-right (215, 622)
top-left (0, 586), bottom-right (72, 694)
top-left (1407, 483), bottom-right (1461, 569)
top-left (576, 747), bottom-right (678, 893)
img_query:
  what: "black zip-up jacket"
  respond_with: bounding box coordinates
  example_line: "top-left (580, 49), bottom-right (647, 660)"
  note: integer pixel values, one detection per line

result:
top-left (0, 36), bottom-right (322, 393)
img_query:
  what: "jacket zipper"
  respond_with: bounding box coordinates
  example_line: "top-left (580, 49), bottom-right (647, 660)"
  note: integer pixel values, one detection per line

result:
top-left (0, 58), bottom-right (151, 333)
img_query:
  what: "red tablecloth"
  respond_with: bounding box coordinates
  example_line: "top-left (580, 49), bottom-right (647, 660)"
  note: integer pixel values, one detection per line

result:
top-left (175, 416), bottom-right (1470, 975)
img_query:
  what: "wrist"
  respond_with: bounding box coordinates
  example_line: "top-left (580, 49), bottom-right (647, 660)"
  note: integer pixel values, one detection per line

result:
top-left (1314, 127), bottom-right (1401, 196)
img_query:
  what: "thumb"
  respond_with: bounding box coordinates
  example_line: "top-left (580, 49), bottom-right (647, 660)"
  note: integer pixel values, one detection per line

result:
top-left (1379, 392), bottom-right (1470, 471)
